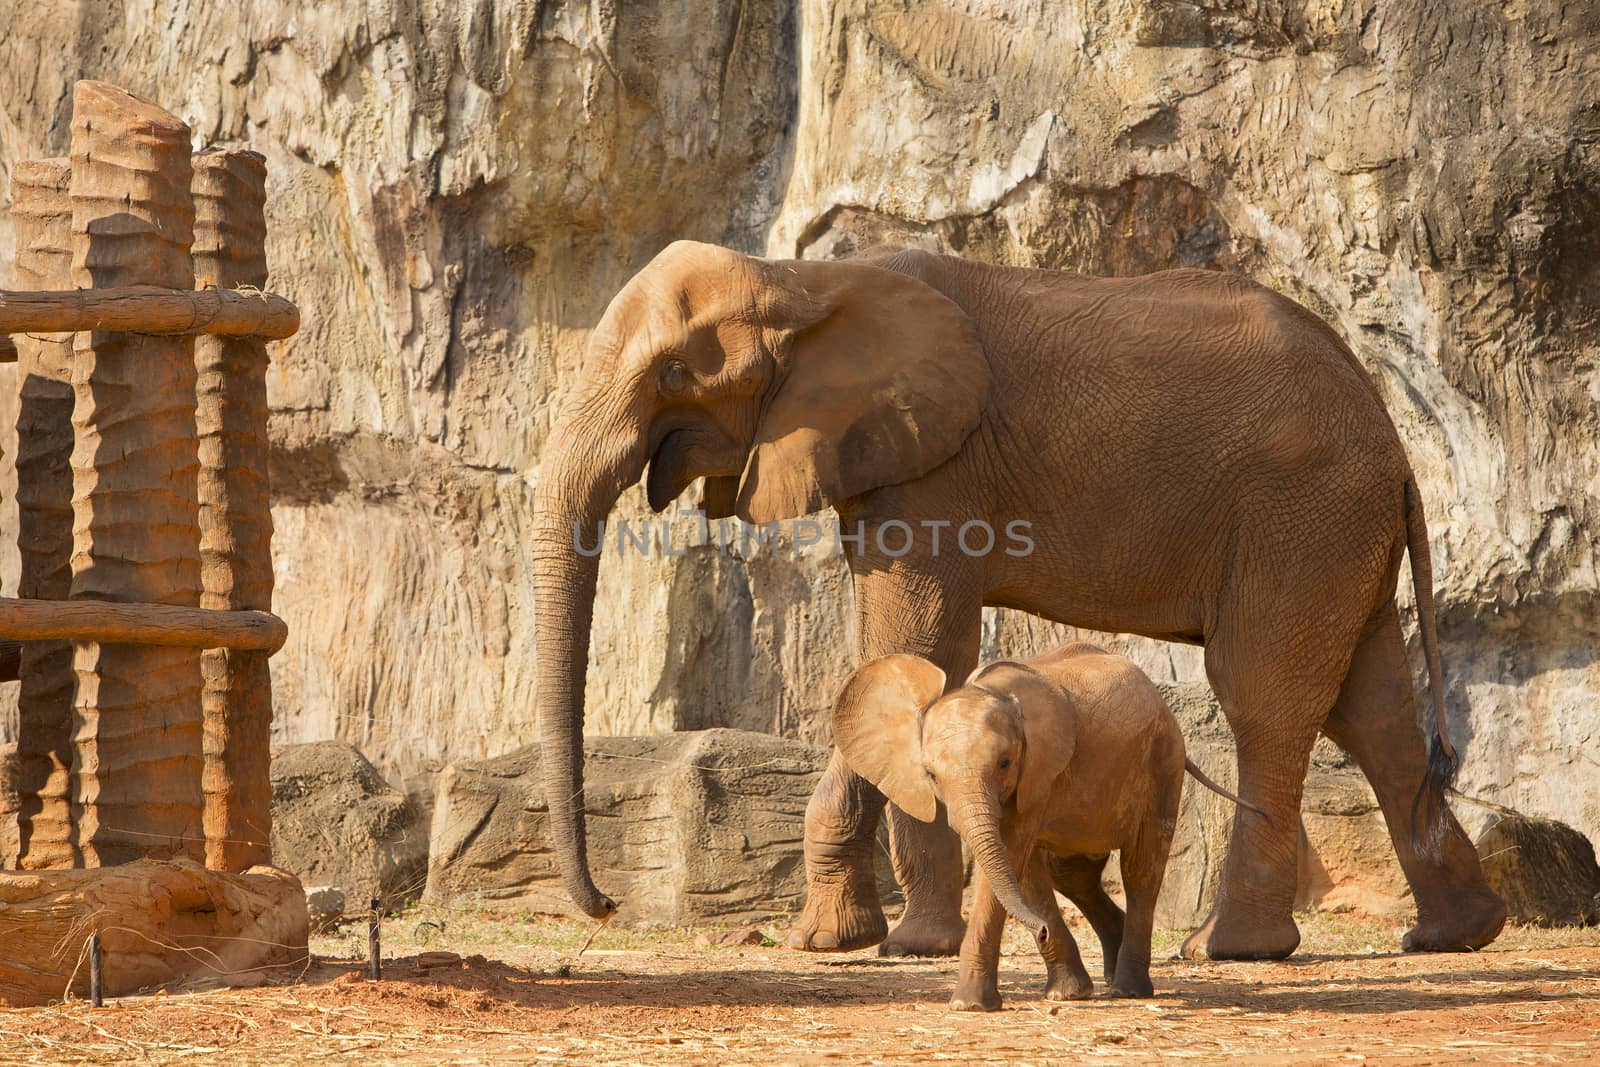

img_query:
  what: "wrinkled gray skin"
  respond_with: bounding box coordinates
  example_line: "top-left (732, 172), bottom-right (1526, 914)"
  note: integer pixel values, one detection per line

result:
top-left (836, 644), bottom-right (1211, 1010)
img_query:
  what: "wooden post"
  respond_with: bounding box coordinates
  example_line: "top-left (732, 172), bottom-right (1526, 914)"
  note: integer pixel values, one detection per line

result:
top-left (67, 81), bottom-right (205, 865)
top-left (192, 149), bottom-right (276, 872)
top-left (9, 158), bottom-right (78, 870)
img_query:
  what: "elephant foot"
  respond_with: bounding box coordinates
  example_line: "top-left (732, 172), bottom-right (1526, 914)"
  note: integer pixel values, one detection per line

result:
top-left (784, 861), bottom-right (887, 953)
top-left (1045, 975), bottom-right (1094, 1001)
top-left (1180, 906), bottom-right (1300, 961)
top-left (1403, 891), bottom-right (1506, 953)
top-left (949, 982), bottom-right (1002, 1012)
top-left (1106, 975), bottom-right (1154, 999)
top-left (878, 911), bottom-right (965, 958)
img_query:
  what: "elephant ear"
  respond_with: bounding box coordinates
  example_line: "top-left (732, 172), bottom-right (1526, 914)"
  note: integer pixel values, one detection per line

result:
top-left (698, 476), bottom-right (739, 520)
top-left (735, 258), bottom-right (991, 523)
top-left (832, 653), bottom-right (948, 823)
top-left (969, 661), bottom-right (1077, 818)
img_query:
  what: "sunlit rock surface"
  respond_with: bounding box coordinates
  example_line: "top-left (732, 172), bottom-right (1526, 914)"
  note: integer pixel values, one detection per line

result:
top-left (1, 2), bottom-right (1595, 848)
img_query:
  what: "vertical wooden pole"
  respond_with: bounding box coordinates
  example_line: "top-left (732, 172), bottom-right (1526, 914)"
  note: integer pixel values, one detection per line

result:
top-left (9, 158), bottom-right (79, 870)
top-left (67, 80), bottom-right (204, 865)
top-left (192, 149), bottom-right (275, 871)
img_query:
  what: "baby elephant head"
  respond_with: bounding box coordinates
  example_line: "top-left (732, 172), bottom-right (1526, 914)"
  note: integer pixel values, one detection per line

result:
top-left (832, 654), bottom-right (1079, 942)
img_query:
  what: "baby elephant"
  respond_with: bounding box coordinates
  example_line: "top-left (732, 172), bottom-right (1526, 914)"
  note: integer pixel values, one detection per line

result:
top-left (834, 642), bottom-right (1258, 1011)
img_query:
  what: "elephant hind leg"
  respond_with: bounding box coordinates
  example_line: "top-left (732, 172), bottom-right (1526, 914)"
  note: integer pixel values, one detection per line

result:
top-left (1109, 827), bottom-right (1169, 997)
top-left (1045, 851), bottom-right (1123, 984)
top-left (1182, 613), bottom-right (1351, 961)
top-left (1321, 604), bottom-right (1505, 952)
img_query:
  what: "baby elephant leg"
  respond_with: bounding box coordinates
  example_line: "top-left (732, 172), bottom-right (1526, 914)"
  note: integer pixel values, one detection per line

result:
top-left (1109, 830), bottom-right (1168, 998)
top-left (1045, 851), bottom-right (1124, 985)
top-left (1025, 855), bottom-right (1093, 1000)
top-left (950, 870), bottom-right (1007, 1011)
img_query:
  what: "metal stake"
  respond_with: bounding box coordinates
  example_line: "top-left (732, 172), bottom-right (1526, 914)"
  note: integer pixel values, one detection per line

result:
top-left (88, 933), bottom-right (103, 1007)
top-left (368, 898), bottom-right (381, 981)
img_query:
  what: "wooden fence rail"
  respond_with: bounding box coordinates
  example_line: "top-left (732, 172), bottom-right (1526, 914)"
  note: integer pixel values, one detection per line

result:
top-left (0, 598), bottom-right (287, 652)
top-left (0, 286), bottom-right (298, 340)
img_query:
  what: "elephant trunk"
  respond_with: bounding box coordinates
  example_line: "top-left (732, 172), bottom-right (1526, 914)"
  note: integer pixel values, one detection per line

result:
top-left (952, 784), bottom-right (1049, 943)
top-left (531, 418), bottom-right (645, 919)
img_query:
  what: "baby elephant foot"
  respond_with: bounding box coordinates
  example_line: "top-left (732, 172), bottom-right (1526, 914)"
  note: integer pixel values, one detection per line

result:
top-left (950, 992), bottom-right (1002, 1012)
top-left (1106, 975), bottom-right (1155, 999)
top-left (1045, 975), bottom-right (1094, 1002)
top-left (949, 981), bottom-right (1002, 1012)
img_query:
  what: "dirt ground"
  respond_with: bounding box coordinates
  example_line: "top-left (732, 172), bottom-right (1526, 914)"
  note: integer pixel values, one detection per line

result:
top-left (1, 909), bottom-right (1596, 1065)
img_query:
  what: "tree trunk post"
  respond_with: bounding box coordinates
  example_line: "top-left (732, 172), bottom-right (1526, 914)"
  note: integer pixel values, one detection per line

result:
top-left (191, 149), bottom-right (275, 872)
top-left (10, 157), bottom-right (78, 870)
top-left (67, 80), bottom-right (204, 865)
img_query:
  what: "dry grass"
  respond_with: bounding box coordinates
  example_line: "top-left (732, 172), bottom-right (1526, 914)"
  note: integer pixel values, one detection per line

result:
top-left (0, 909), bottom-right (1594, 1065)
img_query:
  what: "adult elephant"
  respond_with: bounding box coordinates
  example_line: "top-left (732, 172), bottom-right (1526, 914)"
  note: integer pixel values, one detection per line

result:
top-left (531, 241), bottom-right (1506, 960)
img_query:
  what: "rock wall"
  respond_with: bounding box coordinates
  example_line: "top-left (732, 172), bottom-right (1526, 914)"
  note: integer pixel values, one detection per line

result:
top-left (1, 3), bottom-right (1596, 844)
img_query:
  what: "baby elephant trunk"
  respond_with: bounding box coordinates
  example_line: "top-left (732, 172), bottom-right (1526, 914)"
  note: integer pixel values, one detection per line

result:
top-left (955, 788), bottom-right (1051, 945)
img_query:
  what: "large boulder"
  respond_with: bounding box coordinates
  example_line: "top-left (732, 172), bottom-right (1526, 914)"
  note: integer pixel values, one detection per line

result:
top-left (1475, 811), bottom-right (1600, 927)
top-left (425, 728), bottom-right (898, 924)
top-left (270, 741), bottom-right (427, 910)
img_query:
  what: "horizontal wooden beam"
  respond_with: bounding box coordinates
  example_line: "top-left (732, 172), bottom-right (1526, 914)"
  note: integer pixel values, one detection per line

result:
top-left (0, 286), bottom-right (299, 340)
top-left (0, 598), bottom-right (287, 653)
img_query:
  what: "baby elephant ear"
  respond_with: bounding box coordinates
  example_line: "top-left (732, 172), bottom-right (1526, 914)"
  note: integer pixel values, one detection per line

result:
top-left (832, 654), bottom-right (947, 823)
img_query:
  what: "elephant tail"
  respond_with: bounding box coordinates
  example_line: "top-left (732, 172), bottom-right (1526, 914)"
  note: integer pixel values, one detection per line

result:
top-left (1404, 476), bottom-right (1457, 857)
top-left (1184, 758), bottom-right (1271, 827)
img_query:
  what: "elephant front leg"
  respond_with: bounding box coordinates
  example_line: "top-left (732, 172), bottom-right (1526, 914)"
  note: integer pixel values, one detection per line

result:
top-left (950, 870), bottom-right (1006, 1011)
top-left (1025, 854), bottom-right (1093, 1000)
top-left (785, 749), bottom-right (890, 952)
top-left (859, 546), bottom-right (981, 958)
top-left (880, 802), bottom-right (967, 956)
top-left (789, 523), bottom-right (981, 956)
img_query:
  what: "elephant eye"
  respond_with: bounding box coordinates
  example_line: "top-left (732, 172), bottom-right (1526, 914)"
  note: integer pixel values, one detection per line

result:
top-left (925, 769), bottom-right (937, 782)
top-left (998, 756), bottom-right (1011, 770)
top-left (659, 358), bottom-right (691, 396)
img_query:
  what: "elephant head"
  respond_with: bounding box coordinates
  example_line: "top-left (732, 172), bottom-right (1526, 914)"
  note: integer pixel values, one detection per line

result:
top-left (532, 241), bottom-right (991, 916)
top-left (832, 655), bottom-right (1078, 943)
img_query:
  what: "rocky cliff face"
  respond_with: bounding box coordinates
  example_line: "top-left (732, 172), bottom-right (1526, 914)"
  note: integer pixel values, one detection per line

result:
top-left (1, 2), bottom-right (1596, 841)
